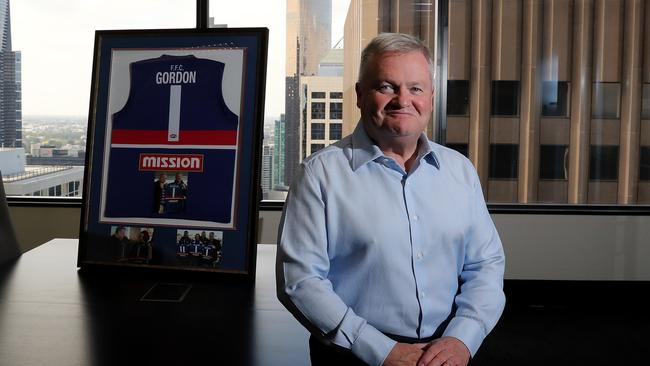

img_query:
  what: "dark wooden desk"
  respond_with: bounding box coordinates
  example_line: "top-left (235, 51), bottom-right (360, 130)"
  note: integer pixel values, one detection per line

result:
top-left (0, 239), bottom-right (309, 366)
top-left (2, 240), bottom-right (648, 366)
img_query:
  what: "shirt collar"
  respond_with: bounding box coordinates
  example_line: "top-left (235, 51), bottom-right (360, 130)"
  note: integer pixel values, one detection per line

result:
top-left (350, 122), bottom-right (440, 171)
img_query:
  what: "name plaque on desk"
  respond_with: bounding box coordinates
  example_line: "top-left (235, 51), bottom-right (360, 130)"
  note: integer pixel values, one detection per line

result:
top-left (78, 28), bottom-right (268, 280)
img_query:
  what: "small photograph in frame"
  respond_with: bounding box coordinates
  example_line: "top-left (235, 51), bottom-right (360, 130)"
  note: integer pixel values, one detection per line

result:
top-left (78, 28), bottom-right (268, 280)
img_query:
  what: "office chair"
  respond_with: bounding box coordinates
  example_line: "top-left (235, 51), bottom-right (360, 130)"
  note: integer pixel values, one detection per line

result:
top-left (0, 170), bottom-right (21, 264)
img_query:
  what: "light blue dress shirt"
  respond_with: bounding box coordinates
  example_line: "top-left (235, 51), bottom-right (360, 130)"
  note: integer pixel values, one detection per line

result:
top-left (276, 123), bottom-right (505, 366)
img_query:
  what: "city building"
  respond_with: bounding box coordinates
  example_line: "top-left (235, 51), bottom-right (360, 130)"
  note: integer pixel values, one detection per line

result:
top-left (1, 147), bottom-right (83, 196)
top-left (0, 0), bottom-right (21, 148)
top-left (300, 49), bottom-right (344, 158)
top-left (273, 114), bottom-right (286, 189)
top-left (285, 0), bottom-right (332, 185)
top-left (343, 0), bottom-right (650, 205)
top-left (261, 144), bottom-right (273, 200)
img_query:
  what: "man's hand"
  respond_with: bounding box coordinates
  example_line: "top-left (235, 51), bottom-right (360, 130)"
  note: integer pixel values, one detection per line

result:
top-left (383, 342), bottom-right (427, 366)
top-left (416, 337), bottom-right (470, 366)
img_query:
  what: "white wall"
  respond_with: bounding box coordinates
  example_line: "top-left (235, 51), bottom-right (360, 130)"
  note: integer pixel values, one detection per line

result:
top-left (8, 206), bottom-right (650, 281)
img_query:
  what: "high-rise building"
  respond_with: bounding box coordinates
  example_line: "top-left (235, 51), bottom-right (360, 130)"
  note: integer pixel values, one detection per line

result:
top-left (301, 49), bottom-right (343, 158)
top-left (273, 114), bottom-right (286, 189)
top-left (261, 144), bottom-right (273, 200)
top-left (0, 0), bottom-right (21, 148)
top-left (343, 0), bottom-right (650, 205)
top-left (285, 0), bottom-right (332, 185)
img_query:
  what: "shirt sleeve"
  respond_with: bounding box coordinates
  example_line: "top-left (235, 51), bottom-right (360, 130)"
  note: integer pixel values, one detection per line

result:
top-left (442, 165), bottom-right (506, 356)
top-left (276, 163), bottom-right (396, 366)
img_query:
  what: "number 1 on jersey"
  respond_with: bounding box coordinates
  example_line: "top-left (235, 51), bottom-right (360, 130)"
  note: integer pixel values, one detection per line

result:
top-left (168, 85), bottom-right (181, 142)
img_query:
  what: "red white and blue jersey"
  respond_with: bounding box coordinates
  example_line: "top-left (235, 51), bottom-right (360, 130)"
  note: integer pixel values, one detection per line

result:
top-left (103, 54), bottom-right (239, 226)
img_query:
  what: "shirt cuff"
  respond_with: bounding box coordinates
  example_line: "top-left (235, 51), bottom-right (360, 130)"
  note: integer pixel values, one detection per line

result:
top-left (350, 324), bottom-right (397, 366)
top-left (441, 315), bottom-right (485, 356)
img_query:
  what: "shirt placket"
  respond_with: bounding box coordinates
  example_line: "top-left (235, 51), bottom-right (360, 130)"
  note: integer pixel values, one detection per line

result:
top-left (401, 171), bottom-right (428, 339)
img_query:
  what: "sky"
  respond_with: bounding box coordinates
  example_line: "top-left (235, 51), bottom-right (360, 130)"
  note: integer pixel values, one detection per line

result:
top-left (11, 0), bottom-right (350, 121)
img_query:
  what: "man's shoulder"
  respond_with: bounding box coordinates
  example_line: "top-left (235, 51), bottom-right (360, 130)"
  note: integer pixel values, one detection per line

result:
top-left (427, 141), bottom-right (479, 184)
top-left (428, 141), bottom-right (472, 167)
top-left (301, 135), bottom-right (353, 169)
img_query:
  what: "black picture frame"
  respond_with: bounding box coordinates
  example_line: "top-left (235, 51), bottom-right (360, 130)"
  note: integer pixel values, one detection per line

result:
top-left (77, 28), bottom-right (268, 281)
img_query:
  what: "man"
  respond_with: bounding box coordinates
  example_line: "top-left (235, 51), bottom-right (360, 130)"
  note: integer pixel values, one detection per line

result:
top-left (166, 173), bottom-right (188, 213)
top-left (153, 173), bottom-right (167, 213)
top-left (178, 230), bottom-right (192, 245)
top-left (108, 226), bottom-right (129, 261)
top-left (276, 33), bottom-right (505, 366)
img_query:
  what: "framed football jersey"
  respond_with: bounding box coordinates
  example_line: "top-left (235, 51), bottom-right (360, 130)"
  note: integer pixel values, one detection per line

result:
top-left (78, 28), bottom-right (268, 280)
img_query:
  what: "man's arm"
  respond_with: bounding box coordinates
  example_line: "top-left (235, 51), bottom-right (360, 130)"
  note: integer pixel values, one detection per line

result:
top-left (276, 163), bottom-right (396, 366)
top-left (438, 166), bottom-right (506, 357)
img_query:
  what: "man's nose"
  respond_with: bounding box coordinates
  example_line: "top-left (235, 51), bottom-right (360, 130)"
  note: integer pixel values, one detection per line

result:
top-left (391, 86), bottom-right (411, 108)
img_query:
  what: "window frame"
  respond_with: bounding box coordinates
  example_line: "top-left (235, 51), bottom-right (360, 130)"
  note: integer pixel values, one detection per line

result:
top-left (6, 0), bottom-right (650, 215)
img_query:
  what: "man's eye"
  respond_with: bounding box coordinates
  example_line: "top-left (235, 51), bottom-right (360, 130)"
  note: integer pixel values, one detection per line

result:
top-left (410, 87), bottom-right (424, 94)
top-left (378, 84), bottom-right (394, 93)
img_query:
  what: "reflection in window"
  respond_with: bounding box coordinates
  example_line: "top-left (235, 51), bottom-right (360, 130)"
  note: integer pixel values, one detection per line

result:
top-left (311, 102), bottom-right (325, 119)
top-left (642, 84), bottom-right (650, 119)
top-left (330, 92), bottom-right (343, 99)
top-left (329, 123), bottom-right (342, 140)
top-left (447, 80), bottom-right (469, 116)
top-left (489, 144), bottom-right (519, 179)
top-left (539, 145), bottom-right (568, 180)
top-left (491, 81), bottom-right (520, 116)
top-left (640, 147), bottom-right (650, 180)
top-left (311, 92), bottom-right (326, 98)
top-left (311, 123), bottom-right (325, 140)
top-left (311, 144), bottom-right (325, 154)
top-left (592, 83), bottom-right (621, 119)
top-left (445, 143), bottom-right (468, 158)
top-left (330, 102), bottom-right (342, 119)
top-left (589, 146), bottom-right (619, 181)
top-left (542, 81), bottom-right (570, 117)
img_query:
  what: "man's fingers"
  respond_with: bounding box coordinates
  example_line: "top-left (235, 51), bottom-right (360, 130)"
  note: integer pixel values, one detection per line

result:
top-left (416, 345), bottom-right (448, 366)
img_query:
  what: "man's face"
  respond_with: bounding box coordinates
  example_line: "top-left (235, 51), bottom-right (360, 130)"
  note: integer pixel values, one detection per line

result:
top-left (160, 174), bottom-right (167, 183)
top-left (116, 229), bottom-right (125, 239)
top-left (356, 51), bottom-right (433, 142)
top-left (175, 173), bottom-right (182, 182)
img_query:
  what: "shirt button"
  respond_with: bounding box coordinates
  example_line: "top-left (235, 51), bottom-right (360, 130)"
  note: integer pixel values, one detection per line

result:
top-left (420, 291), bottom-right (426, 298)
top-left (413, 215), bottom-right (419, 221)
top-left (417, 252), bottom-right (424, 260)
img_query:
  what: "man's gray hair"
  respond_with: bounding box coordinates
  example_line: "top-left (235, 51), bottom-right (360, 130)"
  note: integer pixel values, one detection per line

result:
top-left (358, 32), bottom-right (436, 86)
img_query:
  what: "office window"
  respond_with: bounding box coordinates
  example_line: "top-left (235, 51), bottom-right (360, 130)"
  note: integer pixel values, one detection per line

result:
top-left (589, 146), bottom-right (619, 181)
top-left (491, 81), bottom-right (520, 116)
top-left (540, 145), bottom-right (568, 180)
top-left (447, 80), bottom-right (470, 116)
top-left (311, 123), bottom-right (325, 140)
top-left (48, 186), bottom-right (62, 196)
top-left (445, 143), bottom-right (468, 158)
top-left (311, 91), bottom-right (326, 99)
top-left (67, 180), bottom-right (81, 196)
top-left (329, 123), bottom-right (342, 140)
top-left (592, 83), bottom-right (621, 119)
top-left (330, 92), bottom-right (343, 99)
top-left (642, 84), bottom-right (650, 119)
top-left (489, 144), bottom-right (519, 179)
top-left (311, 102), bottom-right (326, 119)
top-left (3, 1), bottom-right (194, 198)
top-left (311, 144), bottom-right (325, 154)
top-left (640, 147), bottom-right (650, 180)
top-left (542, 81), bottom-right (570, 117)
top-left (311, 102), bottom-right (325, 119)
top-left (330, 102), bottom-right (343, 119)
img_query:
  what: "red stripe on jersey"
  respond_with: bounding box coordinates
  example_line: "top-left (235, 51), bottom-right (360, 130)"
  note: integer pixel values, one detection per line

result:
top-left (111, 130), bottom-right (237, 145)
